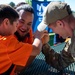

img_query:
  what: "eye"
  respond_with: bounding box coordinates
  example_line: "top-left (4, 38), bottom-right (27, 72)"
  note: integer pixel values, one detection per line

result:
top-left (27, 23), bottom-right (32, 26)
top-left (19, 20), bottom-right (24, 24)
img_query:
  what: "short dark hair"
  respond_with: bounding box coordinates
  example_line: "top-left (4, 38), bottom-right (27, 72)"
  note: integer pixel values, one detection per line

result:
top-left (15, 2), bottom-right (34, 14)
top-left (0, 4), bottom-right (19, 24)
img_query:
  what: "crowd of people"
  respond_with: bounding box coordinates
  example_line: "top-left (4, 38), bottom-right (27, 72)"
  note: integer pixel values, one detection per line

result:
top-left (0, 1), bottom-right (75, 75)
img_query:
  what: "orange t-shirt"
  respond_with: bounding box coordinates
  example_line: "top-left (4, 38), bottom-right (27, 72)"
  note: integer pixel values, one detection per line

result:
top-left (23, 29), bottom-right (33, 44)
top-left (0, 35), bottom-right (33, 74)
top-left (15, 29), bottom-right (33, 44)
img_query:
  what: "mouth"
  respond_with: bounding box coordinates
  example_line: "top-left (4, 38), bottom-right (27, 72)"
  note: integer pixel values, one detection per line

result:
top-left (19, 29), bottom-right (27, 33)
top-left (19, 30), bottom-right (27, 37)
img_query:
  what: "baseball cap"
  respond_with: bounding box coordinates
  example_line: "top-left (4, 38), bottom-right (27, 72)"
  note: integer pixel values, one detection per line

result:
top-left (37, 1), bottom-right (72, 31)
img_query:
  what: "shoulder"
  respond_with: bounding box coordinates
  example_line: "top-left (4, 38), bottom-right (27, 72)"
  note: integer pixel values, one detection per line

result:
top-left (6, 35), bottom-right (18, 41)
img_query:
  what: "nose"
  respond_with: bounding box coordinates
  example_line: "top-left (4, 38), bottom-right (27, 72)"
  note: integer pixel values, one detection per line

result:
top-left (21, 24), bottom-right (28, 30)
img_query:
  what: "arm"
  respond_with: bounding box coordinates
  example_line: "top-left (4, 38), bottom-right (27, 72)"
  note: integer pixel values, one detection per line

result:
top-left (30, 30), bottom-right (43, 56)
top-left (14, 30), bottom-right (49, 74)
top-left (14, 30), bottom-right (44, 74)
top-left (42, 39), bottom-right (74, 71)
top-left (30, 30), bottom-right (50, 56)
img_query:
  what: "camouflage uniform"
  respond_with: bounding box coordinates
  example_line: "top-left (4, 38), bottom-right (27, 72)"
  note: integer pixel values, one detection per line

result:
top-left (42, 30), bottom-right (75, 71)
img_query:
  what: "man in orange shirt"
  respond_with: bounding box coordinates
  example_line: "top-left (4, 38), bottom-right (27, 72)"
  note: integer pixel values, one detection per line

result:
top-left (14, 3), bottom-right (49, 74)
top-left (14, 2), bottom-right (34, 44)
top-left (0, 4), bottom-right (46, 75)
top-left (14, 3), bottom-right (36, 74)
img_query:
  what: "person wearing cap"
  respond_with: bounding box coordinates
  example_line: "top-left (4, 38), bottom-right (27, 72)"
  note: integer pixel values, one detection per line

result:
top-left (40, 1), bottom-right (75, 71)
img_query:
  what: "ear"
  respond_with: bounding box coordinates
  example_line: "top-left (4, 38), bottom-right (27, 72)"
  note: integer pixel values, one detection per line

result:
top-left (3, 18), bottom-right (10, 28)
top-left (56, 20), bottom-right (64, 28)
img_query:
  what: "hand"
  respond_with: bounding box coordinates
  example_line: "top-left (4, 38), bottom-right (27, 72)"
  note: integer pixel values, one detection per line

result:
top-left (33, 30), bottom-right (45, 39)
top-left (41, 30), bottom-right (49, 44)
top-left (42, 43), bottom-right (50, 55)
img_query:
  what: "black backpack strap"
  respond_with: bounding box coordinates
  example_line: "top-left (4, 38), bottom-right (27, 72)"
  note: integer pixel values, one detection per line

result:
top-left (1, 64), bottom-right (15, 75)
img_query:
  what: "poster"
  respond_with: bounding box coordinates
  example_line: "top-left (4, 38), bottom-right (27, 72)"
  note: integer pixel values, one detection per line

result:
top-left (32, 0), bottom-right (52, 32)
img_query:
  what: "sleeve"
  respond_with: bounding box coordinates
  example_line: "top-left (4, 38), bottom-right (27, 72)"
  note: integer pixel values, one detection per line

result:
top-left (42, 39), bottom-right (74, 71)
top-left (8, 36), bottom-right (33, 67)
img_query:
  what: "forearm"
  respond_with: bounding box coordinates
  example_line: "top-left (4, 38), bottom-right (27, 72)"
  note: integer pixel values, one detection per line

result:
top-left (32, 38), bottom-right (42, 56)
top-left (42, 43), bottom-right (74, 71)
